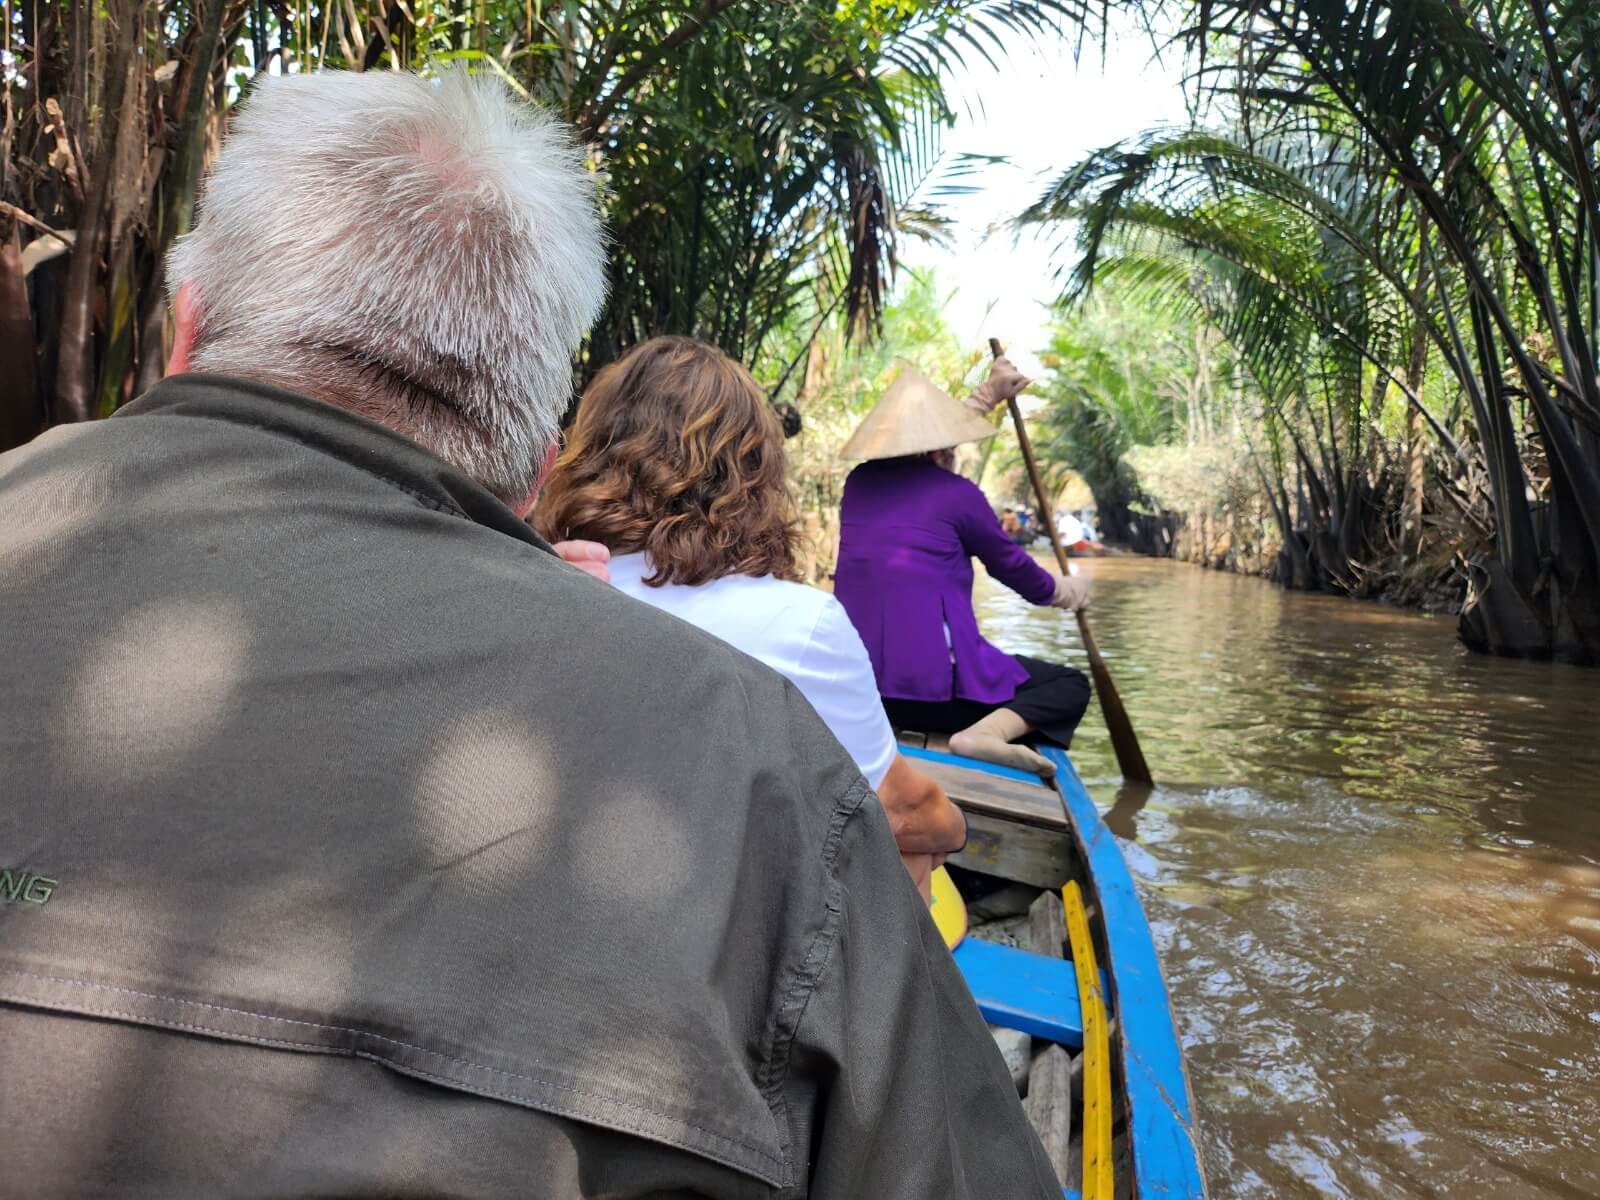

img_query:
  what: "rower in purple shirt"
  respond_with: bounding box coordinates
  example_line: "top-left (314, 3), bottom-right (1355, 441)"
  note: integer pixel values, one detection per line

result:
top-left (834, 359), bottom-right (1091, 779)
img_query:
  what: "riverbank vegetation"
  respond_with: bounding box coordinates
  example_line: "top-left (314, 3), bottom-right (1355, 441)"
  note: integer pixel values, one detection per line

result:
top-left (6, 1), bottom-right (1596, 665)
top-left (1029, 278), bottom-right (1465, 614)
top-left (1, 0), bottom-right (1075, 440)
top-left (1018, 1), bottom-right (1600, 664)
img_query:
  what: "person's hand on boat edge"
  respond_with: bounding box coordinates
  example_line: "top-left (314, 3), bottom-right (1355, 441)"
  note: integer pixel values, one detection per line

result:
top-left (877, 754), bottom-right (968, 906)
top-left (879, 755), bottom-right (968, 851)
top-left (553, 538), bottom-right (611, 583)
top-left (964, 354), bottom-right (1031, 415)
top-left (1050, 572), bottom-right (1090, 612)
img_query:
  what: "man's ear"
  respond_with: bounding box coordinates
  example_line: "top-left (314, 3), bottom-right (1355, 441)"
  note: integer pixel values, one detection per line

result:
top-left (511, 441), bottom-right (562, 520)
top-left (165, 280), bottom-right (201, 377)
top-left (536, 439), bottom-right (560, 488)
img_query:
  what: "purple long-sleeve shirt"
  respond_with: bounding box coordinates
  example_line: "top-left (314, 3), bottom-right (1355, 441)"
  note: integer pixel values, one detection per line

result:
top-left (834, 456), bottom-right (1056, 704)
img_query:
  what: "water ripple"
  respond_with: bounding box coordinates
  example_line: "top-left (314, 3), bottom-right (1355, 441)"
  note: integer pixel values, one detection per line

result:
top-left (973, 556), bottom-right (1600, 1198)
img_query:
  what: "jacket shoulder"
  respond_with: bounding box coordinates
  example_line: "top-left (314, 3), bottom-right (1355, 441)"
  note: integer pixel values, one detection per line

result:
top-left (918, 464), bottom-right (987, 515)
top-left (0, 401), bottom-right (877, 1189)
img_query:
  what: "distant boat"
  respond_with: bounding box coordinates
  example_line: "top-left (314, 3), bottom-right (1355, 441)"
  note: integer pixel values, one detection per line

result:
top-left (902, 735), bottom-right (1206, 1199)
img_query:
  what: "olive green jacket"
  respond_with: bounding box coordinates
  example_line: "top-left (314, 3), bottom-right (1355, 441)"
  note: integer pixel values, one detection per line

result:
top-left (0, 375), bottom-right (1058, 1198)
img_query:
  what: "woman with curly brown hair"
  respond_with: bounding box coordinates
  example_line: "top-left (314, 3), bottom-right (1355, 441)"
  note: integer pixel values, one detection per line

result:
top-left (538, 336), bottom-right (966, 897)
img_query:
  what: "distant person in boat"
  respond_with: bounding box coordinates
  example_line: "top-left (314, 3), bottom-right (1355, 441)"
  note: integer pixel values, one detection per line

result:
top-left (537, 335), bottom-right (968, 900)
top-left (1054, 510), bottom-right (1106, 555)
top-left (0, 71), bottom-right (1061, 1198)
top-left (834, 362), bottom-right (1093, 779)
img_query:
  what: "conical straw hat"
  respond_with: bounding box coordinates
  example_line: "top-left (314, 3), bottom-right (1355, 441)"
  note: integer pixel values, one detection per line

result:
top-left (839, 363), bottom-right (997, 461)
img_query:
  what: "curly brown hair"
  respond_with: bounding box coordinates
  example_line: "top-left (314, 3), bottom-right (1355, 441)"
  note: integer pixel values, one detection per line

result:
top-left (536, 336), bottom-right (799, 586)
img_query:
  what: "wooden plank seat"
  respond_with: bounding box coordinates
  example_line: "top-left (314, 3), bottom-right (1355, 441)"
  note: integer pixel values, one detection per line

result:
top-left (952, 938), bottom-right (1084, 1048)
top-left (899, 736), bottom-right (1074, 888)
top-left (897, 741), bottom-right (1069, 831)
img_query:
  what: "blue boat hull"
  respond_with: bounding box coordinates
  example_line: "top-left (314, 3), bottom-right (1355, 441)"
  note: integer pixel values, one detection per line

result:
top-left (899, 741), bottom-right (1207, 1198)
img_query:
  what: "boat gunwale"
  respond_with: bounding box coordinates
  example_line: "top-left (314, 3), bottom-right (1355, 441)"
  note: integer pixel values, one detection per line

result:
top-left (903, 740), bottom-right (1207, 1198)
top-left (1039, 745), bottom-right (1207, 1200)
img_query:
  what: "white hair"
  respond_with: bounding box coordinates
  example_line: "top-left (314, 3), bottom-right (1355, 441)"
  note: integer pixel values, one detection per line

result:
top-left (170, 70), bottom-right (607, 501)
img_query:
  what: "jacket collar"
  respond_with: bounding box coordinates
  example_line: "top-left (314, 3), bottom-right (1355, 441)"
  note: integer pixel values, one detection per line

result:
top-left (118, 373), bottom-right (553, 554)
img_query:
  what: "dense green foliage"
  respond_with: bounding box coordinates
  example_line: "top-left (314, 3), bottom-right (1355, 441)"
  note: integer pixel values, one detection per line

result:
top-left (1032, 285), bottom-right (1219, 545)
top-left (10, 0), bottom-right (1597, 663)
top-left (1020, 0), bottom-right (1600, 661)
top-left (1, 0), bottom-right (1081, 444)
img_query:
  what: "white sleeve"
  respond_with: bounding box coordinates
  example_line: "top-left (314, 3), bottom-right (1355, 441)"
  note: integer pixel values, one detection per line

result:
top-left (791, 597), bottom-right (899, 790)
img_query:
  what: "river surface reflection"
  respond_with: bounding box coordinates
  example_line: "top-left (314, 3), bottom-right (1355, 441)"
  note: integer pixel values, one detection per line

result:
top-left (972, 555), bottom-right (1600, 1198)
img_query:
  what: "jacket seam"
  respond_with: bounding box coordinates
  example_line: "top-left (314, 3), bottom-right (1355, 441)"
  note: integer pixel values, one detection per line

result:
top-left (754, 777), bottom-right (871, 1178)
top-left (0, 973), bottom-right (784, 1175)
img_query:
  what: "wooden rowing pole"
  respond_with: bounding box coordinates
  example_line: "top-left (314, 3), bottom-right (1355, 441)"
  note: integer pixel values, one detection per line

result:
top-left (989, 338), bottom-right (1153, 784)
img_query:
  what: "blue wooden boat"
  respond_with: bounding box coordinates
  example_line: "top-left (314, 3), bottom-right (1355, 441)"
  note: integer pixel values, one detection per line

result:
top-left (898, 736), bottom-right (1207, 1199)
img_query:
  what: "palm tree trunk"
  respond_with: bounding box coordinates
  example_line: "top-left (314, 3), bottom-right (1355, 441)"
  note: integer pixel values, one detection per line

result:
top-left (54, 0), bottom-right (142, 424)
top-left (1401, 325), bottom-right (1428, 557)
top-left (0, 222), bottom-right (40, 450)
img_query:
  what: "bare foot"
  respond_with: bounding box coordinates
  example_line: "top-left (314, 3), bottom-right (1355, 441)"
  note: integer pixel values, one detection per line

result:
top-left (948, 730), bottom-right (1055, 779)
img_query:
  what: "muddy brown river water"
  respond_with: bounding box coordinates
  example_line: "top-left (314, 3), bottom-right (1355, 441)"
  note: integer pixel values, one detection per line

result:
top-left (971, 555), bottom-right (1600, 1198)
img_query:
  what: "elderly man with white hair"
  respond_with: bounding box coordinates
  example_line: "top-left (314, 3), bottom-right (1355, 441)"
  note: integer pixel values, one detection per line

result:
top-left (0, 71), bottom-right (1061, 1198)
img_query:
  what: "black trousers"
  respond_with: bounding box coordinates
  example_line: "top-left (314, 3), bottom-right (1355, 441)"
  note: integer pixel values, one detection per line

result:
top-left (882, 655), bottom-right (1092, 749)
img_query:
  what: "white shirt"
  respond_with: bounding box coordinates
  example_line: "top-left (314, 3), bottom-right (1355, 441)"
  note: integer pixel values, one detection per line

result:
top-left (1055, 511), bottom-right (1085, 544)
top-left (608, 552), bottom-right (897, 789)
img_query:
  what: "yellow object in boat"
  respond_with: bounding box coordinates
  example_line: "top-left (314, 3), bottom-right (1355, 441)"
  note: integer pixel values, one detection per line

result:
top-left (929, 866), bottom-right (968, 949)
top-left (1065, 879), bottom-right (1113, 1200)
